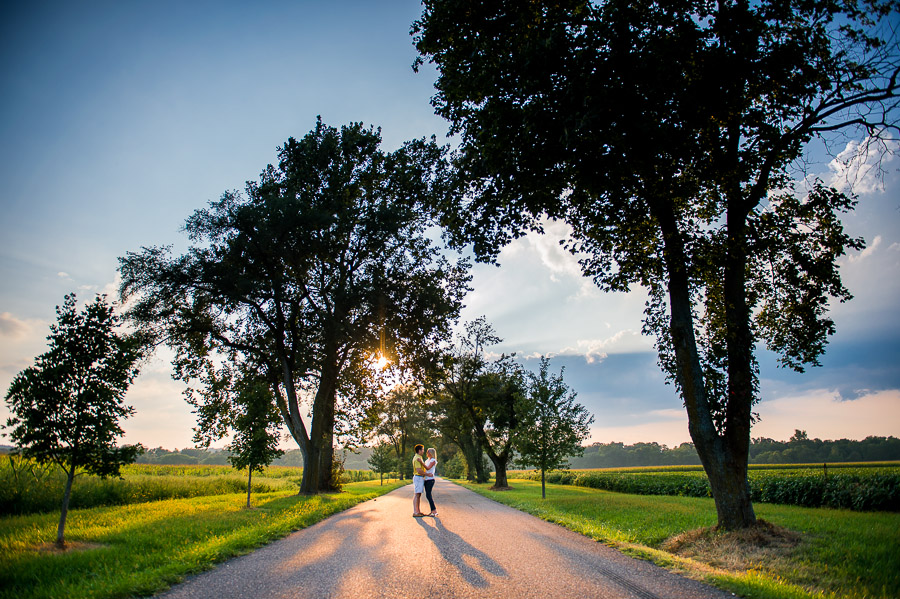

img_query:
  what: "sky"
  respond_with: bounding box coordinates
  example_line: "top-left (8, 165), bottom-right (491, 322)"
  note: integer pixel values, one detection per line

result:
top-left (1, 1), bottom-right (898, 451)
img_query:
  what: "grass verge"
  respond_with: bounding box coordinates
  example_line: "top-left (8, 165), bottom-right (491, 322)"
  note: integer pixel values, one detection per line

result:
top-left (456, 479), bottom-right (899, 599)
top-left (0, 480), bottom-right (407, 599)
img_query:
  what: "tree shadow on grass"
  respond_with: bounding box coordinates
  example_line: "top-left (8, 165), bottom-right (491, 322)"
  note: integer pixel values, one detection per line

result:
top-left (415, 516), bottom-right (508, 588)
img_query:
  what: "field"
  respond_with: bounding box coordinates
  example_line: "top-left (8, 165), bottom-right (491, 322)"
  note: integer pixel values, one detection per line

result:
top-left (507, 462), bottom-right (900, 511)
top-left (4, 460), bottom-right (898, 598)
top-left (0, 479), bottom-right (406, 599)
top-left (0, 457), bottom-right (380, 516)
top-left (459, 479), bottom-right (900, 599)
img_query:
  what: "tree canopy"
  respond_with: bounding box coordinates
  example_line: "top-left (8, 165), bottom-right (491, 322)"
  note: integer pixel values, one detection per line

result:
top-left (414, 0), bottom-right (898, 527)
top-left (119, 118), bottom-right (470, 493)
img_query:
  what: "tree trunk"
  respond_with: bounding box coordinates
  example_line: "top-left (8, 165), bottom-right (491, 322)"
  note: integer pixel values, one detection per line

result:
top-left (541, 468), bottom-right (546, 499)
top-left (300, 347), bottom-right (339, 494)
top-left (57, 468), bottom-right (75, 549)
top-left (299, 443), bottom-right (321, 495)
top-left (246, 468), bottom-right (252, 508)
top-left (652, 196), bottom-right (757, 529)
top-left (487, 451), bottom-right (511, 489)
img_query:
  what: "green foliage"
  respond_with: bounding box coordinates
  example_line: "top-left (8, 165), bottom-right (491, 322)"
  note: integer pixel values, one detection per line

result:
top-left (515, 357), bottom-right (592, 497)
top-left (0, 480), bottom-right (404, 599)
top-left (509, 465), bottom-right (900, 511)
top-left (224, 375), bottom-right (284, 501)
top-left (441, 449), bottom-right (467, 479)
top-left (4, 294), bottom-right (144, 477)
top-left (119, 118), bottom-right (470, 493)
top-left (367, 442), bottom-right (397, 484)
top-left (414, 0), bottom-right (899, 528)
top-left (458, 479), bottom-right (900, 599)
top-left (3, 294), bottom-right (145, 546)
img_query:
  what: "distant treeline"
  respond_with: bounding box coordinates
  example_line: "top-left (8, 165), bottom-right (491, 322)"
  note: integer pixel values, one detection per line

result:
top-left (134, 446), bottom-right (373, 470)
top-left (568, 433), bottom-right (900, 469)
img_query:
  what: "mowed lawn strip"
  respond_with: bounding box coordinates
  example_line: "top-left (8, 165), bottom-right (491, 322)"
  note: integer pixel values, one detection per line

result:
top-left (457, 479), bottom-right (900, 599)
top-left (0, 480), bottom-right (406, 599)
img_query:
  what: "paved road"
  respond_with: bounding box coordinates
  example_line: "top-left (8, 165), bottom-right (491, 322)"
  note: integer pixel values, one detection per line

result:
top-left (157, 479), bottom-right (734, 599)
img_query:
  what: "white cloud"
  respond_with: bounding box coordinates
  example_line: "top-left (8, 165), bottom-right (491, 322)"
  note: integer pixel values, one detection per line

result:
top-left (847, 234), bottom-right (882, 263)
top-left (555, 330), bottom-right (646, 363)
top-left (827, 137), bottom-right (898, 195)
top-left (57, 271), bottom-right (71, 279)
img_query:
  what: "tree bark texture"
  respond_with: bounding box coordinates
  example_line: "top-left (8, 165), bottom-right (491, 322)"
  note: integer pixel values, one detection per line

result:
top-left (653, 197), bottom-right (757, 529)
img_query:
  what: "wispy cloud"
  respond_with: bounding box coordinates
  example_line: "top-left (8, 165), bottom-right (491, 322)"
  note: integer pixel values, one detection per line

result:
top-left (847, 235), bottom-right (882, 263)
top-left (0, 312), bottom-right (31, 338)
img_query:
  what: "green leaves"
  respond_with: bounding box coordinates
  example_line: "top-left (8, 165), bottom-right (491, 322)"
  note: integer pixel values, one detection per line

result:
top-left (4, 294), bottom-right (144, 478)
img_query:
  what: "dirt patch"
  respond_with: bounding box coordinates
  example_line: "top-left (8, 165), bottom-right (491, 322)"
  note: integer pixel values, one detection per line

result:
top-left (36, 541), bottom-right (106, 554)
top-left (490, 485), bottom-right (513, 491)
top-left (661, 519), bottom-right (802, 572)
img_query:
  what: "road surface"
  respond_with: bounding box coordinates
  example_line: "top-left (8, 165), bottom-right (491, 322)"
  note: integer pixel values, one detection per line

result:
top-left (157, 479), bottom-right (734, 599)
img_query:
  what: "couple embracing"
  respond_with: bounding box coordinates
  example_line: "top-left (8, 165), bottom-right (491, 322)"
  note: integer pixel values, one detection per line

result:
top-left (411, 444), bottom-right (438, 517)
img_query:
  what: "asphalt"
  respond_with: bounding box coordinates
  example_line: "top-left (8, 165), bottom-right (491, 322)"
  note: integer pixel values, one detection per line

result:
top-left (156, 479), bottom-right (736, 599)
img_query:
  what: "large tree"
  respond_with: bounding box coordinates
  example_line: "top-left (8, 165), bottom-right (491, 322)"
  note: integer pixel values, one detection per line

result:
top-left (414, 0), bottom-right (898, 527)
top-left (120, 119), bottom-right (470, 494)
top-left (4, 294), bottom-right (144, 548)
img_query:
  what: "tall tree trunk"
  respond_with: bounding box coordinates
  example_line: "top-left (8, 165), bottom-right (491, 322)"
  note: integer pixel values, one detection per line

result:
top-left (652, 196), bottom-right (757, 529)
top-left (246, 468), bottom-right (252, 508)
top-left (301, 345), bottom-right (339, 494)
top-left (57, 468), bottom-right (75, 549)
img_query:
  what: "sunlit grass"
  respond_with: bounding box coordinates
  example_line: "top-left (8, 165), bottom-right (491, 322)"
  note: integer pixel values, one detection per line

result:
top-left (0, 480), bottom-right (406, 599)
top-left (458, 479), bottom-right (900, 599)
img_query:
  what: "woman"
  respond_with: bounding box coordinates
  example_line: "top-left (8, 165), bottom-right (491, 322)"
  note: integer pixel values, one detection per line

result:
top-left (423, 448), bottom-right (438, 517)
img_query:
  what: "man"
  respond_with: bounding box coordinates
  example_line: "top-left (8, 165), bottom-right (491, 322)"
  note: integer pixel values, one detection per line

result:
top-left (411, 444), bottom-right (427, 517)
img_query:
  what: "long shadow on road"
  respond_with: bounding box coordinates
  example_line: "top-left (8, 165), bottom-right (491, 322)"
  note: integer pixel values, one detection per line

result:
top-left (415, 516), bottom-right (508, 587)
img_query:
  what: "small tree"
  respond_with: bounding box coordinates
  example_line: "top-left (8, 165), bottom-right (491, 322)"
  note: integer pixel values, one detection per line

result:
top-left (225, 375), bottom-right (284, 508)
top-left (4, 294), bottom-right (144, 548)
top-left (367, 442), bottom-right (397, 485)
top-left (516, 357), bottom-right (593, 499)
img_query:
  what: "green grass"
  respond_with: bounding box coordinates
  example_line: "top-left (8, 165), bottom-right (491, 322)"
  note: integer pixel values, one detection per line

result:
top-left (0, 479), bottom-right (406, 599)
top-left (457, 479), bottom-right (900, 599)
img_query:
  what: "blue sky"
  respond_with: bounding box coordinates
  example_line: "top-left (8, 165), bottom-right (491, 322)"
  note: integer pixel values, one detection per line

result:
top-left (2, 1), bottom-right (898, 450)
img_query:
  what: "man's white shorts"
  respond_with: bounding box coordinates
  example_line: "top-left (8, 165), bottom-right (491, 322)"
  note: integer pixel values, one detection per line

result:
top-left (413, 475), bottom-right (425, 493)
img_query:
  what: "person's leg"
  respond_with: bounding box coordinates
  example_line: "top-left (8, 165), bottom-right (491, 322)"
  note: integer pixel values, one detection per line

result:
top-left (424, 479), bottom-right (436, 513)
top-left (414, 492), bottom-right (422, 514)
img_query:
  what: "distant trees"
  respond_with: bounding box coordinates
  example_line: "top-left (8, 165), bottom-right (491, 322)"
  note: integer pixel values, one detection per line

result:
top-left (569, 435), bottom-right (900, 469)
top-left (431, 318), bottom-right (529, 489)
top-left (367, 442), bottom-right (397, 485)
top-left (120, 118), bottom-right (470, 494)
top-left (414, 0), bottom-right (899, 528)
top-left (3, 294), bottom-right (144, 548)
top-left (366, 386), bottom-right (432, 479)
top-left (516, 357), bottom-right (593, 498)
